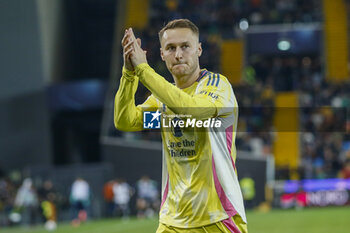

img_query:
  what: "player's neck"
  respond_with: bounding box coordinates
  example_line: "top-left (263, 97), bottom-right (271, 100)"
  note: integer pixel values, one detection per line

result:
top-left (174, 66), bottom-right (201, 89)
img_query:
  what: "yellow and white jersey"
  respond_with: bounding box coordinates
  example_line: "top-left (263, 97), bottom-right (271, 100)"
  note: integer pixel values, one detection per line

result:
top-left (114, 64), bottom-right (246, 228)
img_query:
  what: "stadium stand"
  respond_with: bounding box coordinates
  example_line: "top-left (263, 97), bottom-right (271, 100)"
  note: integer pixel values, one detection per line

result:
top-left (110, 0), bottom-right (350, 181)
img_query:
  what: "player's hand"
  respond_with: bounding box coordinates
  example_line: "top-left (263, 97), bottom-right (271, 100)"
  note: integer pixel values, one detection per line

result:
top-left (124, 28), bottom-right (148, 67)
top-left (121, 29), bottom-right (134, 71)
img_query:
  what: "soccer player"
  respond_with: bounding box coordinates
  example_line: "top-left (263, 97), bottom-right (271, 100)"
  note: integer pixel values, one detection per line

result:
top-left (114, 19), bottom-right (247, 233)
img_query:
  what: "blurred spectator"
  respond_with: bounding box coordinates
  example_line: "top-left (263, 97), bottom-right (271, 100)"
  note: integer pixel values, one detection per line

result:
top-left (70, 177), bottom-right (90, 226)
top-left (338, 159), bottom-right (350, 179)
top-left (112, 179), bottom-right (133, 219)
top-left (239, 175), bottom-right (256, 209)
top-left (136, 175), bottom-right (160, 218)
top-left (103, 180), bottom-right (115, 217)
top-left (38, 180), bottom-right (58, 226)
top-left (14, 178), bottom-right (39, 226)
top-left (0, 177), bottom-right (16, 226)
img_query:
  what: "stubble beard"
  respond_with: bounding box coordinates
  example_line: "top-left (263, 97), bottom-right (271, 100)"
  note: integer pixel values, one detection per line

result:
top-left (171, 65), bottom-right (187, 77)
top-left (170, 62), bottom-right (199, 79)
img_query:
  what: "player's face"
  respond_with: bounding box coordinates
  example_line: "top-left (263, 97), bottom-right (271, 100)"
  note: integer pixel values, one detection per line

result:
top-left (160, 28), bottom-right (202, 77)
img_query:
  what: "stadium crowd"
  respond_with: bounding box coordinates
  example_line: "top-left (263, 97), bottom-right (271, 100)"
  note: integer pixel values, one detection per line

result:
top-left (0, 174), bottom-right (64, 227)
top-left (239, 54), bottom-right (350, 180)
top-left (130, 0), bottom-right (322, 105)
top-left (113, 0), bottom-right (350, 180)
top-left (0, 173), bottom-right (160, 227)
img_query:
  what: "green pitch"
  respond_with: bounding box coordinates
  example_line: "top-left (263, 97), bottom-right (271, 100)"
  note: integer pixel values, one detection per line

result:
top-left (1, 207), bottom-right (349, 233)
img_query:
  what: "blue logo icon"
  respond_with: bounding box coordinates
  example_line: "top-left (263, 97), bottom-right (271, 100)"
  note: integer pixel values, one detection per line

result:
top-left (143, 110), bottom-right (161, 129)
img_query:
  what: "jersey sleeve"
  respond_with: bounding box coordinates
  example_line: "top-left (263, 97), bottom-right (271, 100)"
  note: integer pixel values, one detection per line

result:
top-left (114, 66), bottom-right (159, 131)
top-left (135, 63), bottom-right (234, 120)
top-left (194, 73), bottom-right (235, 117)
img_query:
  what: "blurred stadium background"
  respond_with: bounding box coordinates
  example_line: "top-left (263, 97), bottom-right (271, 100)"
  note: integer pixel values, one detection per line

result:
top-left (1, 0), bottom-right (350, 232)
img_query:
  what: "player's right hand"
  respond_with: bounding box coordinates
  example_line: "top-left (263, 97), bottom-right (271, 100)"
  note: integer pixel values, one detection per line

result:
top-left (122, 29), bottom-right (134, 71)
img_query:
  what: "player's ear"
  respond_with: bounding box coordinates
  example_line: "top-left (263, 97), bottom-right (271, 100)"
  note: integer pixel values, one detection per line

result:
top-left (197, 42), bottom-right (202, 57)
top-left (160, 48), bottom-right (165, 61)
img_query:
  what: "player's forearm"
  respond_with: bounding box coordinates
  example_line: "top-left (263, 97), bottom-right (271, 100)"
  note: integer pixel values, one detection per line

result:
top-left (114, 68), bottom-right (142, 131)
top-left (135, 63), bottom-right (217, 119)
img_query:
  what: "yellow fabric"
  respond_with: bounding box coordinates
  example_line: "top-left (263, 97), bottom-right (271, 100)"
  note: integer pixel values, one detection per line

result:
top-left (115, 64), bottom-right (232, 129)
top-left (158, 78), bottom-right (228, 227)
top-left (114, 64), bottom-right (240, 227)
top-left (114, 66), bottom-right (158, 131)
top-left (41, 201), bottom-right (56, 220)
top-left (156, 215), bottom-right (248, 233)
top-left (135, 63), bottom-right (227, 119)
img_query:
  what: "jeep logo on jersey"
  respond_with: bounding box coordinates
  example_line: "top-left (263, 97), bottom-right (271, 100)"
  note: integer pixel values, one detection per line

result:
top-left (143, 110), bottom-right (161, 129)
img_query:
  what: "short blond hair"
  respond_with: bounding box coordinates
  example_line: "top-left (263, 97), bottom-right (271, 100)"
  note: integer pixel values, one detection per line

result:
top-left (158, 19), bottom-right (199, 42)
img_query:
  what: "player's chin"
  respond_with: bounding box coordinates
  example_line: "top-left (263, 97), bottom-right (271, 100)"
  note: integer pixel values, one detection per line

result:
top-left (171, 66), bottom-right (187, 75)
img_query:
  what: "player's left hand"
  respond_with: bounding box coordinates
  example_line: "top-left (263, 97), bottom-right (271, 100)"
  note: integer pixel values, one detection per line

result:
top-left (124, 28), bottom-right (148, 67)
top-left (122, 29), bottom-right (134, 71)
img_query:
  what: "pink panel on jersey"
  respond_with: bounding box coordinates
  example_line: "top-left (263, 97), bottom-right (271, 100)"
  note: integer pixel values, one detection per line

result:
top-left (225, 125), bottom-right (236, 170)
top-left (212, 157), bottom-right (237, 217)
top-left (225, 125), bottom-right (233, 154)
top-left (160, 176), bottom-right (169, 208)
top-left (222, 217), bottom-right (242, 233)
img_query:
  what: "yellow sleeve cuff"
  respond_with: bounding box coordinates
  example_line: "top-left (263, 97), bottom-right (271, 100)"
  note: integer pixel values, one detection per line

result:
top-left (135, 63), bottom-right (151, 77)
top-left (122, 66), bottom-right (136, 81)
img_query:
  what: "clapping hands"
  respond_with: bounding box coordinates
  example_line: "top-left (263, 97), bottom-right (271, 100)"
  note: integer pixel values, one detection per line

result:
top-left (121, 28), bottom-right (147, 71)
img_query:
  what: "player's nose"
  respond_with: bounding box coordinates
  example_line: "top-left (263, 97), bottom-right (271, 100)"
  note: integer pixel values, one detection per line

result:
top-left (175, 47), bottom-right (183, 59)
